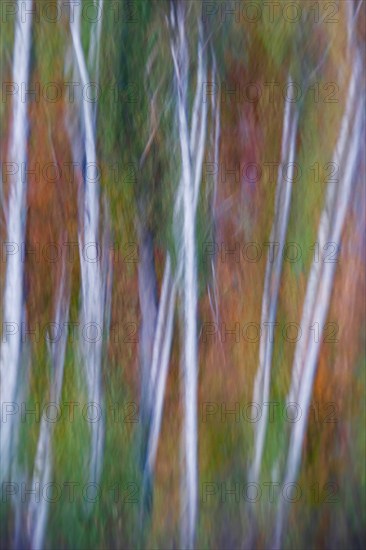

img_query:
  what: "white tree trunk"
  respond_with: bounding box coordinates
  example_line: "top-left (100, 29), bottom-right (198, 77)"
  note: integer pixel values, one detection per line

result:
top-left (0, 0), bottom-right (33, 483)
top-left (70, 0), bottom-right (111, 489)
top-left (273, 45), bottom-right (364, 550)
top-left (170, 5), bottom-right (209, 546)
top-left (251, 87), bottom-right (298, 484)
top-left (27, 264), bottom-right (70, 550)
top-left (138, 227), bottom-right (158, 432)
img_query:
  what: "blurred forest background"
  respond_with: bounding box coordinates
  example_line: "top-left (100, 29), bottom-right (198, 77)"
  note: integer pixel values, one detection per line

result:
top-left (0, 1), bottom-right (365, 548)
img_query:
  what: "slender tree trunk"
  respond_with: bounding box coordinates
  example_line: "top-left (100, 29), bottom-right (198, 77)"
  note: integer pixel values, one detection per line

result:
top-left (141, 256), bottom-right (176, 512)
top-left (70, 0), bottom-right (111, 489)
top-left (138, 224), bottom-right (158, 469)
top-left (251, 89), bottom-right (299, 484)
top-left (27, 262), bottom-right (70, 550)
top-left (0, 0), bottom-right (33, 483)
top-left (273, 39), bottom-right (364, 550)
top-left (170, 4), bottom-right (208, 545)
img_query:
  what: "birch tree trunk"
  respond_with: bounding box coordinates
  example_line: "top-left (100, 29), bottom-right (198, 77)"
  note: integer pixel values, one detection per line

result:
top-left (70, 0), bottom-right (112, 491)
top-left (27, 262), bottom-right (70, 550)
top-left (0, 0), bottom-right (33, 484)
top-left (170, 3), bottom-right (209, 545)
top-left (273, 23), bottom-right (364, 547)
top-left (251, 88), bottom-right (299, 484)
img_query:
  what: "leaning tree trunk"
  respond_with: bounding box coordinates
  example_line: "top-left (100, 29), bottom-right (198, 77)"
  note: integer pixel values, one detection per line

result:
top-left (273, 17), bottom-right (364, 548)
top-left (251, 86), bottom-right (299, 485)
top-left (138, 224), bottom-right (158, 484)
top-left (27, 260), bottom-right (70, 550)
